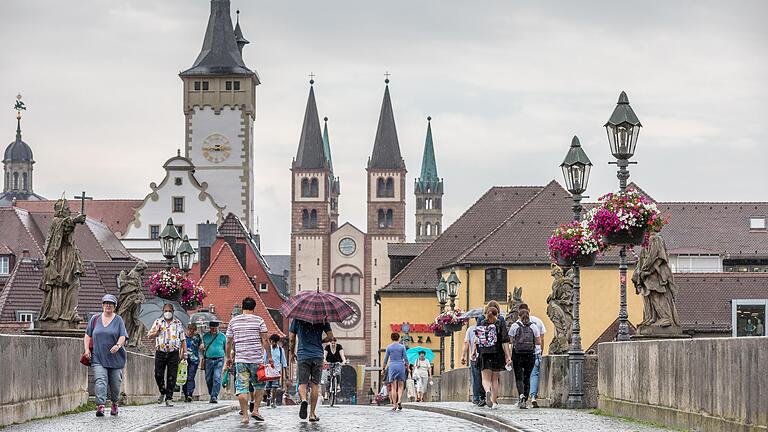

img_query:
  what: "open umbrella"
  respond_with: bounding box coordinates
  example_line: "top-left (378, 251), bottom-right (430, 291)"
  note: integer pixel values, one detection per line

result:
top-left (188, 311), bottom-right (220, 326)
top-left (279, 289), bottom-right (355, 324)
top-left (406, 346), bottom-right (435, 364)
top-left (139, 297), bottom-right (188, 329)
top-left (460, 308), bottom-right (484, 320)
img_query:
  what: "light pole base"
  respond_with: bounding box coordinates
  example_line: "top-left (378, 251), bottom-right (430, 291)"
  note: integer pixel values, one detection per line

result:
top-left (567, 350), bottom-right (585, 409)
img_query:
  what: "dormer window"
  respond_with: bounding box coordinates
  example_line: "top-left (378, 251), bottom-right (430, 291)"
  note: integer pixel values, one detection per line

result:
top-left (0, 256), bottom-right (10, 275)
top-left (750, 217), bottom-right (766, 230)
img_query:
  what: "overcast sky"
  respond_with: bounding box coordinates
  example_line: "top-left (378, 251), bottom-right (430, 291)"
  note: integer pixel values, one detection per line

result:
top-left (1, 1), bottom-right (766, 254)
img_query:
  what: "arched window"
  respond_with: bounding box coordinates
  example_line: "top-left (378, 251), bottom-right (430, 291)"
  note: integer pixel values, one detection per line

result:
top-left (13, 172), bottom-right (18, 190)
top-left (334, 274), bottom-right (343, 292)
top-left (378, 209), bottom-right (385, 228)
top-left (309, 178), bottom-right (319, 197)
top-left (4, 172), bottom-right (8, 190)
top-left (301, 178), bottom-right (310, 197)
top-left (485, 268), bottom-right (508, 302)
top-left (22, 172), bottom-right (27, 190)
top-left (302, 209), bottom-right (309, 228)
top-left (334, 273), bottom-right (361, 294)
top-left (310, 209), bottom-right (318, 228)
top-left (416, 222), bottom-right (421, 237)
top-left (427, 198), bottom-right (433, 210)
top-left (436, 223), bottom-right (441, 235)
top-left (426, 184), bottom-right (431, 193)
top-left (425, 222), bottom-right (432, 236)
top-left (386, 209), bottom-right (393, 228)
top-left (351, 274), bottom-right (360, 294)
top-left (385, 177), bottom-right (395, 197)
top-left (376, 177), bottom-right (386, 197)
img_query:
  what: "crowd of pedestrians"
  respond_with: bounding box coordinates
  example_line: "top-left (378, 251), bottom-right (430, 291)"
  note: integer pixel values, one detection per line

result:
top-left (461, 302), bottom-right (547, 409)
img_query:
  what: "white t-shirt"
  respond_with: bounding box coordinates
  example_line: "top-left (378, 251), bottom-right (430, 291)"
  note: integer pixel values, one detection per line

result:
top-left (464, 325), bottom-right (478, 361)
top-left (508, 320), bottom-right (542, 354)
top-left (529, 315), bottom-right (547, 337)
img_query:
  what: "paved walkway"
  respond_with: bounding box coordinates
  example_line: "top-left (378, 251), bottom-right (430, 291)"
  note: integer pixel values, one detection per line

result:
top-left (180, 405), bottom-right (492, 431)
top-left (5, 400), bottom-right (236, 432)
top-left (407, 402), bottom-right (672, 432)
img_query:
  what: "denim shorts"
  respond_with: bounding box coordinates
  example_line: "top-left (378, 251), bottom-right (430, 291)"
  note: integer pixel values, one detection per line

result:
top-left (235, 363), bottom-right (266, 395)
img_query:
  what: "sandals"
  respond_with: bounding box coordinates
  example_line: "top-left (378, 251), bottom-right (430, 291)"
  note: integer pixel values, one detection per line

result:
top-left (251, 413), bottom-right (265, 422)
top-left (309, 416), bottom-right (320, 422)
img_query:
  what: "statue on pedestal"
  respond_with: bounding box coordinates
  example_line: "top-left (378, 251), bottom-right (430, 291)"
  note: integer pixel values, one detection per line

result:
top-left (546, 264), bottom-right (574, 354)
top-left (118, 260), bottom-right (147, 347)
top-left (38, 198), bottom-right (86, 326)
top-left (505, 286), bottom-right (524, 326)
top-left (632, 233), bottom-right (681, 333)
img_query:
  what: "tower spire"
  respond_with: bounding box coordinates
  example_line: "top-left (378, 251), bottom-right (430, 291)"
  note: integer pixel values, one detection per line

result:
top-left (322, 116), bottom-right (334, 175)
top-left (419, 116), bottom-right (438, 182)
top-left (293, 80), bottom-right (326, 169)
top-left (234, 9), bottom-right (249, 55)
top-left (368, 78), bottom-right (405, 170)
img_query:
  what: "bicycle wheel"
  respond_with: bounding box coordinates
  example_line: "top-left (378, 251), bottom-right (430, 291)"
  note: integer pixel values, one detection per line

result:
top-left (330, 377), bottom-right (337, 407)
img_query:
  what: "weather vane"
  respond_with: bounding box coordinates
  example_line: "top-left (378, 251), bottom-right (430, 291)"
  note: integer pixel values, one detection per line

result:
top-left (14, 94), bottom-right (26, 119)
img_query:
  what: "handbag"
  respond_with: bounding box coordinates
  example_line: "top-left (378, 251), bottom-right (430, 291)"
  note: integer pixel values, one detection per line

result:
top-left (257, 364), bottom-right (282, 382)
top-left (80, 314), bottom-right (100, 367)
top-left (176, 359), bottom-right (188, 385)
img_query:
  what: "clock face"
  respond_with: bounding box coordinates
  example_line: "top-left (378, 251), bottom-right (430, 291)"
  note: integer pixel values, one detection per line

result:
top-left (338, 300), bottom-right (361, 330)
top-left (201, 134), bottom-right (231, 163)
top-left (339, 238), bottom-right (356, 256)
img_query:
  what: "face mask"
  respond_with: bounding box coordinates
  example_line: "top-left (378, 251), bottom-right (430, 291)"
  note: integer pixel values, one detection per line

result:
top-left (163, 312), bottom-right (173, 320)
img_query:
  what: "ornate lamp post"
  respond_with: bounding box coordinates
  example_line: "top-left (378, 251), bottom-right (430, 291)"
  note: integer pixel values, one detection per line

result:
top-left (446, 269), bottom-right (461, 370)
top-left (435, 277), bottom-right (448, 374)
top-left (159, 217), bottom-right (196, 272)
top-left (560, 135), bottom-right (592, 409)
top-left (605, 91), bottom-right (642, 342)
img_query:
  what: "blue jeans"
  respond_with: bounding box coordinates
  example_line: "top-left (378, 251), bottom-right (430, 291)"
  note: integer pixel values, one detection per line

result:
top-left (92, 363), bottom-right (123, 406)
top-left (205, 358), bottom-right (224, 399)
top-left (529, 353), bottom-right (542, 398)
top-left (470, 360), bottom-right (484, 401)
top-left (183, 361), bottom-right (199, 397)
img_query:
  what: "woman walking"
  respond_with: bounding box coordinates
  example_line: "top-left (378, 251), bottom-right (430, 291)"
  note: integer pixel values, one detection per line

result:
top-left (412, 351), bottom-right (432, 402)
top-left (475, 305), bottom-right (511, 409)
top-left (509, 309), bottom-right (542, 409)
top-left (382, 332), bottom-right (408, 411)
top-left (83, 294), bottom-right (128, 417)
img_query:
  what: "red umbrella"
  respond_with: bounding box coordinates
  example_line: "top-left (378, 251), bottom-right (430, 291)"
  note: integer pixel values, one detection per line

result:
top-left (279, 289), bottom-right (355, 324)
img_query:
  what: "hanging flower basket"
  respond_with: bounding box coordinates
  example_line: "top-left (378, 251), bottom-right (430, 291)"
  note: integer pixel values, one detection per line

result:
top-left (179, 283), bottom-right (208, 310)
top-left (145, 268), bottom-right (207, 307)
top-left (584, 189), bottom-right (666, 247)
top-left (554, 251), bottom-right (598, 267)
top-left (548, 221), bottom-right (604, 267)
top-left (445, 322), bottom-right (464, 332)
top-left (428, 322), bottom-right (451, 337)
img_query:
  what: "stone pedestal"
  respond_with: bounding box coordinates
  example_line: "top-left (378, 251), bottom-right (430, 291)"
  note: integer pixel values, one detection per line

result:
top-left (631, 325), bottom-right (690, 340)
top-left (24, 320), bottom-right (85, 338)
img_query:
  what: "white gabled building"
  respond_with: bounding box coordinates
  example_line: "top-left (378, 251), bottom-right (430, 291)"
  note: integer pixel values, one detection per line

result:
top-left (122, 153), bottom-right (224, 261)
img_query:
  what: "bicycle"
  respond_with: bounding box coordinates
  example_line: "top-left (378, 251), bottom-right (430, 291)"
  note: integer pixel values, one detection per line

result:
top-left (325, 362), bottom-right (343, 407)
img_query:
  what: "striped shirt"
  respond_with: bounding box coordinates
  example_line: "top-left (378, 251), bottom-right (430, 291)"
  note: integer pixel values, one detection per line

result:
top-left (226, 313), bottom-right (268, 364)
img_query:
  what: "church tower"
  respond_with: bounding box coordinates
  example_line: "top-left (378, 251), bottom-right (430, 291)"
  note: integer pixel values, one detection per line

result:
top-left (291, 81), bottom-right (336, 294)
top-left (323, 117), bottom-right (341, 230)
top-left (414, 117), bottom-right (443, 242)
top-left (180, 0), bottom-right (258, 229)
top-left (1, 96), bottom-right (44, 206)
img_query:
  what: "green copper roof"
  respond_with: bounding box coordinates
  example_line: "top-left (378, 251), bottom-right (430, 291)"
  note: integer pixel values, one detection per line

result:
top-left (322, 116), bottom-right (334, 175)
top-left (419, 117), bottom-right (438, 182)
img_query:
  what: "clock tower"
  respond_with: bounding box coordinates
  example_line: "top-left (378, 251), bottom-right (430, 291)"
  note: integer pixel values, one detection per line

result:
top-left (180, 0), bottom-right (259, 229)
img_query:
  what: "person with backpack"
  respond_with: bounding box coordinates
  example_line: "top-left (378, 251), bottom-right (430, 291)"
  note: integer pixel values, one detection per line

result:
top-left (475, 305), bottom-right (511, 409)
top-left (508, 309), bottom-right (542, 409)
top-left (264, 333), bottom-right (288, 408)
top-left (518, 303), bottom-right (546, 407)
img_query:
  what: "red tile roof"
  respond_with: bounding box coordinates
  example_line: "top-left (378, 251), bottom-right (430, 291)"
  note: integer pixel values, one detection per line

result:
top-left (388, 243), bottom-right (430, 257)
top-left (198, 242), bottom-right (283, 336)
top-left (587, 318), bottom-right (637, 352)
top-left (15, 200), bottom-right (142, 238)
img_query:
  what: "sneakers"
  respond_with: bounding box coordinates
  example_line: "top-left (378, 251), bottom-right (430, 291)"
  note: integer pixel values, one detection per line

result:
top-left (491, 403), bottom-right (499, 410)
top-left (185, 395), bottom-right (193, 403)
top-left (209, 397), bottom-right (218, 404)
top-left (157, 394), bottom-right (165, 404)
top-left (518, 394), bottom-right (527, 409)
top-left (299, 400), bottom-right (309, 419)
top-left (477, 399), bottom-right (486, 407)
top-left (531, 396), bottom-right (538, 408)
top-left (165, 399), bottom-right (174, 407)
top-left (95, 405), bottom-right (105, 417)
top-left (110, 403), bottom-right (119, 416)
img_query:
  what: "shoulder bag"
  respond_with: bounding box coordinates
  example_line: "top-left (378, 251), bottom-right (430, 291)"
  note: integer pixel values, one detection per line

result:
top-left (80, 314), bottom-right (100, 367)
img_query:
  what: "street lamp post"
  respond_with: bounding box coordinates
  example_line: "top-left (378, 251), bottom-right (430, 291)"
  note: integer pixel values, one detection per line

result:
top-left (436, 278), bottom-right (448, 374)
top-left (604, 91), bottom-right (642, 342)
top-left (560, 135), bottom-right (592, 409)
top-left (159, 217), bottom-right (196, 272)
top-left (446, 269), bottom-right (461, 370)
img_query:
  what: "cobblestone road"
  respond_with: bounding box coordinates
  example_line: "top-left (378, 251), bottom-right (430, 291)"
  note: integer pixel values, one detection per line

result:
top-left (422, 402), bottom-right (672, 432)
top-left (180, 405), bottom-right (492, 431)
top-left (5, 400), bottom-right (236, 432)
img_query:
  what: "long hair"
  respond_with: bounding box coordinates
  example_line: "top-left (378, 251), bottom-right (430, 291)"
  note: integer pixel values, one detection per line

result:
top-left (518, 308), bottom-right (530, 325)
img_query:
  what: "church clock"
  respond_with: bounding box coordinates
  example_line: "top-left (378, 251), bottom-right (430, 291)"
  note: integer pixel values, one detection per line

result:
top-left (201, 134), bottom-right (231, 163)
top-left (339, 238), bottom-right (356, 256)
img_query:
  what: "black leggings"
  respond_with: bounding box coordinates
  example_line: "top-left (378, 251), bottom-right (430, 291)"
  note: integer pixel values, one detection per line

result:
top-left (512, 351), bottom-right (535, 399)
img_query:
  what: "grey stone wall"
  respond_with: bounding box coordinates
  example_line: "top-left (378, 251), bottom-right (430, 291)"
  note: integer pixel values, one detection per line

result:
top-left (598, 337), bottom-right (768, 432)
top-left (0, 335), bottom-right (88, 427)
top-left (438, 355), bottom-right (598, 408)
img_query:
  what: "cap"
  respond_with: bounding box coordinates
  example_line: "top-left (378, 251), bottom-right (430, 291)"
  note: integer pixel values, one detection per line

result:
top-left (102, 294), bottom-right (118, 305)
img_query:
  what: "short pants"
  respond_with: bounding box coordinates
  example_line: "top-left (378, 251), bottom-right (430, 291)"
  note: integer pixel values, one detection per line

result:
top-left (235, 363), bottom-right (266, 395)
top-left (296, 358), bottom-right (323, 385)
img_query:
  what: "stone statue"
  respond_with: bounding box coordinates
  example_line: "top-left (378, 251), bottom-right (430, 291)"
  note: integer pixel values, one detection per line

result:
top-left (632, 233), bottom-right (681, 333)
top-left (546, 264), bottom-right (574, 354)
top-left (117, 260), bottom-right (147, 347)
top-left (505, 286), bottom-right (524, 328)
top-left (38, 197), bottom-right (86, 325)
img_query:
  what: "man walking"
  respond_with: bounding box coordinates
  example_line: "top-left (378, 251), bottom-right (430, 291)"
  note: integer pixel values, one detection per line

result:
top-left (225, 297), bottom-right (272, 424)
top-left (518, 303), bottom-right (546, 407)
top-left (147, 303), bottom-right (186, 406)
top-left (460, 317), bottom-right (485, 406)
top-left (289, 318), bottom-right (334, 422)
top-left (202, 321), bottom-right (227, 403)
top-left (183, 323), bottom-right (202, 402)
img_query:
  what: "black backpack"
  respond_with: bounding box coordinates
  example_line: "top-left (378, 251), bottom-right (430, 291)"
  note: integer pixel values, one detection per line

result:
top-left (513, 321), bottom-right (535, 354)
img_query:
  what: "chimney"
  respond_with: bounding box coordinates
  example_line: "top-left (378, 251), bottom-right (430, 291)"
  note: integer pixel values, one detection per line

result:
top-left (197, 223), bottom-right (217, 275)
top-left (21, 249), bottom-right (31, 262)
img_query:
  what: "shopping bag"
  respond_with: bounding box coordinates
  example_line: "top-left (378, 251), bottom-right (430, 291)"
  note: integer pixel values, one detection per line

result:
top-left (256, 364), bottom-right (281, 382)
top-left (176, 360), bottom-right (188, 385)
